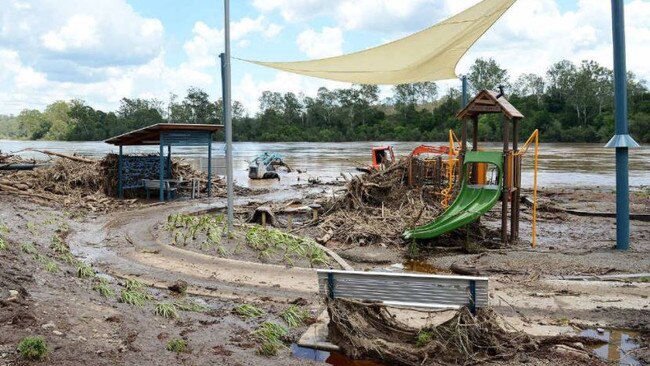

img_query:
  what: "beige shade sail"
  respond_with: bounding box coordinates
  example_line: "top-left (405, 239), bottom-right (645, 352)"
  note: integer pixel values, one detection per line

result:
top-left (243, 0), bottom-right (516, 85)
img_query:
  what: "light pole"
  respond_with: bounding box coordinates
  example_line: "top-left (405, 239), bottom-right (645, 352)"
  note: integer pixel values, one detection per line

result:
top-left (222, 0), bottom-right (234, 233)
top-left (605, 0), bottom-right (639, 250)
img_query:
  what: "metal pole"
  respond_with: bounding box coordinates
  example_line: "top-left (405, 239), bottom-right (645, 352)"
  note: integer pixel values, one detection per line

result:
top-left (461, 75), bottom-right (468, 107)
top-left (118, 145), bottom-right (123, 198)
top-left (606, 0), bottom-right (640, 250)
top-left (159, 138), bottom-right (164, 202)
top-left (223, 0), bottom-right (235, 233)
top-left (207, 139), bottom-right (212, 197)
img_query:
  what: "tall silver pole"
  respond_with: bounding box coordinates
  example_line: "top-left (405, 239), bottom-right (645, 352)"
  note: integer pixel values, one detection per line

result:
top-left (223, 0), bottom-right (234, 232)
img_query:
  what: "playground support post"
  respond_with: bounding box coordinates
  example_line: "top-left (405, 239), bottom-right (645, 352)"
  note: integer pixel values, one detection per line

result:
top-left (607, 0), bottom-right (640, 251)
top-left (511, 118), bottom-right (520, 242)
top-left (501, 115), bottom-right (509, 244)
top-left (222, 0), bottom-right (235, 234)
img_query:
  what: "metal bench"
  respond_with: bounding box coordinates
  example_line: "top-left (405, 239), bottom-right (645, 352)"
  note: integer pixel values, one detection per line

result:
top-left (317, 269), bottom-right (488, 314)
top-left (143, 179), bottom-right (177, 200)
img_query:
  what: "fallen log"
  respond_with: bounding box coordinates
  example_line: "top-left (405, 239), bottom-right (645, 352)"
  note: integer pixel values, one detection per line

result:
top-left (450, 262), bottom-right (481, 276)
top-left (23, 149), bottom-right (96, 164)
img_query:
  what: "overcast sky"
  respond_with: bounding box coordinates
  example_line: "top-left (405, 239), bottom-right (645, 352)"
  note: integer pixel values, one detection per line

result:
top-left (1, 0), bottom-right (649, 115)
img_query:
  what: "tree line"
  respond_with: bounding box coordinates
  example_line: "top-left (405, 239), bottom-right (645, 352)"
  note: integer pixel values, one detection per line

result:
top-left (0, 58), bottom-right (648, 143)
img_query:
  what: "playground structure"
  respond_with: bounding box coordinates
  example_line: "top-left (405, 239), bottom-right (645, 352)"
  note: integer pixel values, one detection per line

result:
top-left (405, 89), bottom-right (539, 247)
top-left (406, 144), bottom-right (451, 188)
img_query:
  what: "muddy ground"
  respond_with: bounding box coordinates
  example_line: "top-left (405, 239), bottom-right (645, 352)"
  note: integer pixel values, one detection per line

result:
top-left (0, 185), bottom-right (649, 365)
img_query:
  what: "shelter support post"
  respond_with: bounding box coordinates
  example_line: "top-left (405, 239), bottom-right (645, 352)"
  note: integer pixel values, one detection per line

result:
top-left (207, 140), bottom-right (212, 197)
top-left (167, 145), bottom-right (171, 179)
top-left (159, 140), bottom-right (164, 202)
top-left (118, 145), bottom-right (123, 199)
top-left (501, 116), bottom-right (509, 244)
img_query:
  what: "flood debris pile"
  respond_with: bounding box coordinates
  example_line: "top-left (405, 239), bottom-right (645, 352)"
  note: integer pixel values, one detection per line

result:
top-left (319, 158), bottom-right (445, 246)
top-left (327, 299), bottom-right (606, 366)
top-left (101, 154), bottom-right (224, 197)
top-left (0, 152), bottom-right (223, 211)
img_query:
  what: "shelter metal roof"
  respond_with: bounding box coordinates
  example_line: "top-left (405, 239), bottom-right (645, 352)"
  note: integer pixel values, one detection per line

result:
top-left (105, 123), bottom-right (223, 146)
top-left (457, 90), bottom-right (524, 120)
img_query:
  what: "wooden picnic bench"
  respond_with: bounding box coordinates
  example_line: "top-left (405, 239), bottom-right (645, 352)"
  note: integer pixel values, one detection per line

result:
top-left (317, 269), bottom-right (489, 314)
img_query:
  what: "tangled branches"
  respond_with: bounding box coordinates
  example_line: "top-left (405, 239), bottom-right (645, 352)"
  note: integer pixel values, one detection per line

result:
top-left (327, 299), bottom-right (606, 366)
top-left (319, 159), bottom-right (444, 246)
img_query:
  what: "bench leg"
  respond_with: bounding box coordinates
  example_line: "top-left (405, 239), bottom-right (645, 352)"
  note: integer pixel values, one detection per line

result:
top-left (146, 188), bottom-right (150, 200)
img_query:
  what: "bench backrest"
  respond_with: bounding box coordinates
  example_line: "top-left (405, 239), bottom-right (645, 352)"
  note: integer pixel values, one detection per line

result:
top-left (316, 269), bottom-right (488, 312)
top-left (143, 179), bottom-right (170, 189)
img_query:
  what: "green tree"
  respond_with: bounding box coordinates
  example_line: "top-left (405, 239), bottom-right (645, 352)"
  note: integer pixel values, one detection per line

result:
top-left (43, 101), bottom-right (72, 140)
top-left (467, 58), bottom-right (510, 93)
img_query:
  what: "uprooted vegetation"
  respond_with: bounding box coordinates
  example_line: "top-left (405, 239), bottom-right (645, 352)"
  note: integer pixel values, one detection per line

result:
top-left (163, 213), bottom-right (331, 268)
top-left (327, 298), bottom-right (607, 366)
top-left (0, 151), bottom-right (223, 212)
top-left (317, 158), bottom-right (502, 249)
top-left (318, 158), bottom-right (446, 246)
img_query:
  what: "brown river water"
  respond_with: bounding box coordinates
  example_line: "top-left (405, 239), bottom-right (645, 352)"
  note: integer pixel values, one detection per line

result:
top-left (1, 140), bottom-right (648, 189)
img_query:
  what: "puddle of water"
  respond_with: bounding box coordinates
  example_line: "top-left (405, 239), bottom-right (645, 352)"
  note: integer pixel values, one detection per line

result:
top-left (386, 260), bottom-right (448, 274)
top-left (579, 328), bottom-right (641, 365)
top-left (290, 344), bottom-right (383, 366)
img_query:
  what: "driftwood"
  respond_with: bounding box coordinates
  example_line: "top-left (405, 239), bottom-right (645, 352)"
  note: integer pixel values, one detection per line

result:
top-left (0, 154), bottom-right (224, 212)
top-left (450, 262), bottom-right (481, 276)
top-left (23, 149), bottom-right (95, 163)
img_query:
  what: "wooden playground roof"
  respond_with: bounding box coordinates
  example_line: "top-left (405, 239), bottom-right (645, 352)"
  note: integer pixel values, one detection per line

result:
top-left (105, 123), bottom-right (223, 146)
top-left (457, 90), bottom-right (524, 120)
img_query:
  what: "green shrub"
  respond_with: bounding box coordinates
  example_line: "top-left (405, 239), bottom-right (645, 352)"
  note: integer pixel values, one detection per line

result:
top-left (50, 235), bottom-right (69, 255)
top-left (21, 243), bottom-right (37, 255)
top-left (254, 322), bottom-right (288, 356)
top-left (280, 305), bottom-right (308, 327)
top-left (17, 336), bottom-right (48, 361)
top-left (76, 263), bottom-right (95, 278)
top-left (92, 278), bottom-right (114, 297)
top-left (416, 330), bottom-right (433, 347)
top-left (0, 237), bottom-right (6, 250)
top-left (233, 304), bottom-right (264, 319)
top-left (174, 300), bottom-right (209, 313)
top-left (155, 303), bottom-right (178, 319)
top-left (118, 279), bottom-right (152, 306)
top-left (166, 339), bottom-right (188, 353)
top-left (44, 260), bottom-right (59, 273)
top-left (119, 289), bottom-right (149, 306)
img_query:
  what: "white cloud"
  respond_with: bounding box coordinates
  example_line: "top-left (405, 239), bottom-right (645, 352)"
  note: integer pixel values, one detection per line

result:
top-left (41, 14), bottom-right (100, 52)
top-left (183, 17), bottom-right (282, 68)
top-left (252, 0), bottom-right (331, 22)
top-left (183, 21), bottom-right (224, 68)
top-left (456, 0), bottom-right (650, 84)
top-left (235, 72), bottom-right (348, 114)
top-left (297, 27), bottom-right (343, 58)
top-left (264, 23), bottom-right (283, 38)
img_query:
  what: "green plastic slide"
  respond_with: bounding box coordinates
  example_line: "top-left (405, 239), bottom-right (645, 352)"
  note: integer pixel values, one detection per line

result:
top-left (403, 151), bottom-right (503, 240)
